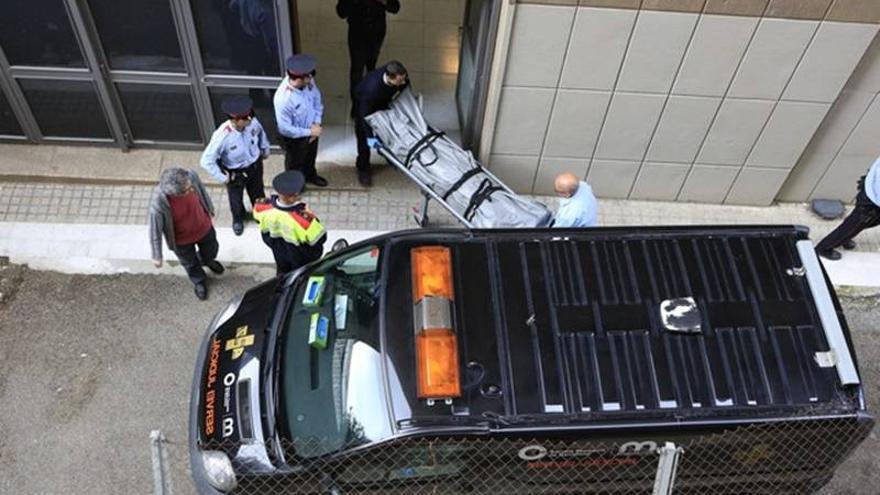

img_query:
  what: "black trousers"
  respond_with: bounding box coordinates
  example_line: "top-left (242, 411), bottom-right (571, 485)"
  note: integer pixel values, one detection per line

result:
top-left (282, 136), bottom-right (319, 179)
top-left (815, 180), bottom-right (880, 253)
top-left (226, 159), bottom-right (265, 224)
top-left (172, 227), bottom-right (219, 286)
top-left (354, 117), bottom-right (371, 172)
top-left (348, 30), bottom-right (384, 110)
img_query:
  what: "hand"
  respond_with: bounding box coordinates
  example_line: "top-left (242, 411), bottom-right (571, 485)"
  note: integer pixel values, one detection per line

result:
top-left (366, 137), bottom-right (381, 149)
top-left (308, 136), bottom-right (317, 144)
top-left (309, 124), bottom-right (322, 137)
top-left (152, 259), bottom-right (163, 268)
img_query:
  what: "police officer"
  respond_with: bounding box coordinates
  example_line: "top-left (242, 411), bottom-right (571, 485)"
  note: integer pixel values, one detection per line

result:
top-left (815, 157), bottom-right (880, 260)
top-left (253, 170), bottom-right (327, 275)
top-left (200, 96), bottom-right (269, 236)
top-left (354, 60), bottom-right (409, 186)
top-left (336, 0), bottom-right (401, 114)
top-left (273, 54), bottom-right (328, 187)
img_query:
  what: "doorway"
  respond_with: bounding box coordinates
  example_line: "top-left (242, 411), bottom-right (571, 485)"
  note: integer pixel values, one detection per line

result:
top-left (292, 0), bottom-right (495, 165)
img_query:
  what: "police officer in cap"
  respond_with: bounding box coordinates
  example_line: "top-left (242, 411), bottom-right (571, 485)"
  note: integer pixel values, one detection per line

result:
top-left (253, 170), bottom-right (327, 275)
top-left (200, 96), bottom-right (270, 235)
top-left (273, 54), bottom-right (328, 187)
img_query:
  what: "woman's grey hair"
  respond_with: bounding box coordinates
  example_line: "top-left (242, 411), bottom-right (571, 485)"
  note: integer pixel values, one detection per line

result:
top-left (159, 167), bottom-right (191, 196)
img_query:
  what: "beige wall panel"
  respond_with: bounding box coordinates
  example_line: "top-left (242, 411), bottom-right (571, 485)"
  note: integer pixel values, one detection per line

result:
top-left (646, 95), bottom-right (720, 163)
top-left (559, 7), bottom-right (638, 90)
top-left (697, 99), bottom-right (775, 165)
top-left (487, 154), bottom-right (541, 192)
top-left (543, 90), bottom-right (612, 158)
top-left (782, 21), bottom-right (878, 103)
top-left (504, 4), bottom-right (574, 87)
top-left (492, 87), bottom-right (556, 155)
top-left (631, 162), bottom-right (691, 200)
top-left (778, 91), bottom-right (876, 201)
top-left (673, 15), bottom-right (757, 97)
top-left (641, 0), bottom-right (706, 13)
top-left (765, 0), bottom-right (834, 21)
top-left (594, 92), bottom-right (666, 160)
top-left (728, 18), bottom-right (817, 100)
top-left (578, 0), bottom-right (641, 8)
top-left (617, 10), bottom-right (699, 93)
top-left (704, 0), bottom-right (769, 16)
top-left (678, 164), bottom-right (741, 203)
top-left (725, 167), bottom-right (790, 205)
top-left (827, 0), bottom-right (880, 24)
top-left (746, 101), bottom-right (830, 169)
top-left (587, 159), bottom-right (641, 198)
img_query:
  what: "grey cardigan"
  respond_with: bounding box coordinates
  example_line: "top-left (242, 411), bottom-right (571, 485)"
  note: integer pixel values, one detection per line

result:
top-left (148, 170), bottom-right (215, 261)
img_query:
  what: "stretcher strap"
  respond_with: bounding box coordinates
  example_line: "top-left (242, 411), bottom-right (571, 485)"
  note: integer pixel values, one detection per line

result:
top-left (442, 167), bottom-right (484, 201)
top-left (464, 178), bottom-right (505, 221)
top-left (404, 130), bottom-right (445, 169)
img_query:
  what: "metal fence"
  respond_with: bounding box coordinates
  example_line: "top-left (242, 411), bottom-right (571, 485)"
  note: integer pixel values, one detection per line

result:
top-left (178, 415), bottom-right (872, 494)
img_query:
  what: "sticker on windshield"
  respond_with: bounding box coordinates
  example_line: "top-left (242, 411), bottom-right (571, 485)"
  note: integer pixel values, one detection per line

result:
top-left (334, 294), bottom-right (348, 330)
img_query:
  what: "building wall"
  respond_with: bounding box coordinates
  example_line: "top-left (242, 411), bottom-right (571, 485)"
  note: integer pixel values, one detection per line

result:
top-left (487, 0), bottom-right (880, 205)
top-left (780, 34), bottom-right (880, 202)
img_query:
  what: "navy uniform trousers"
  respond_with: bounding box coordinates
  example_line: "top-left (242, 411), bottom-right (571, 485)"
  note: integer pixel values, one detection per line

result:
top-left (815, 177), bottom-right (880, 253)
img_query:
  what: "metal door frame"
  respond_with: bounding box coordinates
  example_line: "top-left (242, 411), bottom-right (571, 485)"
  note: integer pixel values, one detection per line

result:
top-left (0, 0), bottom-right (294, 149)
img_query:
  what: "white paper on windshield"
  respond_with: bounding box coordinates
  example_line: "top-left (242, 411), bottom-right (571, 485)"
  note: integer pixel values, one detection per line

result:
top-left (334, 294), bottom-right (349, 330)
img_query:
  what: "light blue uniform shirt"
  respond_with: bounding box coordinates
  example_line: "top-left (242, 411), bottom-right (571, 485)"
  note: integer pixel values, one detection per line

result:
top-left (554, 181), bottom-right (598, 228)
top-left (200, 118), bottom-right (270, 183)
top-left (273, 76), bottom-right (323, 139)
top-left (865, 156), bottom-right (880, 207)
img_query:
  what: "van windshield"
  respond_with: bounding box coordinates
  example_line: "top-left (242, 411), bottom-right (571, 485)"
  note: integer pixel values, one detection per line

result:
top-left (278, 245), bottom-right (391, 458)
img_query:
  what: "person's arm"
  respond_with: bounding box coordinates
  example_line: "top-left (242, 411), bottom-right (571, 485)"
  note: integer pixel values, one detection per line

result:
top-left (275, 96), bottom-right (311, 139)
top-left (312, 84), bottom-right (323, 126)
top-left (199, 131), bottom-right (229, 183)
top-left (148, 209), bottom-right (164, 265)
top-left (336, 0), bottom-right (352, 19)
top-left (255, 119), bottom-right (270, 157)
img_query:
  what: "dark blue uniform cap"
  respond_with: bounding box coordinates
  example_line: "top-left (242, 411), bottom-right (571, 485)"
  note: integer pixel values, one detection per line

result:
top-left (273, 170), bottom-right (305, 195)
top-left (286, 54), bottom-right (316, 76)
top-left (221, 96), bottom-right (253, 118)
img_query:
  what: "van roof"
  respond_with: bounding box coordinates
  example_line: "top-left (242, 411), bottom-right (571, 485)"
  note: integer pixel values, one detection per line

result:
top-left (379, 226), bottom-right (864, 431)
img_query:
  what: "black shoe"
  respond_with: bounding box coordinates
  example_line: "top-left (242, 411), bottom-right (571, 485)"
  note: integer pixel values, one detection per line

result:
top-left (843, 240), bottom-right (857, 250)
top-left (307, 175), bottom-right (328, 187)
top-left (818, 249), bottom-right (842, 261)
top-left (194, 283), bottom-right (208, 300)
top-left (206, 260), bottom-right (225, 274)
top-left (232, 221), bottom-right (244, 236)
top-left (357, 169), bottom-right (372, 187)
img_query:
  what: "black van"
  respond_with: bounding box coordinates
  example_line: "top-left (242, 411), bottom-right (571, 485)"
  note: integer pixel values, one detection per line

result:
top-left (189, 226), bottom-right (872, 494)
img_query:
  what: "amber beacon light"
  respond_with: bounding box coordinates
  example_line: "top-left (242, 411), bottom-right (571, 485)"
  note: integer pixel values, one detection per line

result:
top-left (411, 246), bottom-right (461, 400)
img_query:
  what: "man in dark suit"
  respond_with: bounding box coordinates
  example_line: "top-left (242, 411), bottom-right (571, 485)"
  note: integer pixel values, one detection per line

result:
top-left (353, 60), bottom-right (409, 186)
top-left (336, 0), bottom-right (401, 115)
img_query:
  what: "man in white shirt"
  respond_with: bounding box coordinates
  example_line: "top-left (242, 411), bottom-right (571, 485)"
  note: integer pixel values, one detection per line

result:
top-left (552, 172), bottom-right (598, 228)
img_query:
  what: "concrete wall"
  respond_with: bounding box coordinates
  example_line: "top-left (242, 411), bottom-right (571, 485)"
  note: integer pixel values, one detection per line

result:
top-left (487, 0), bottom-right (880, 205)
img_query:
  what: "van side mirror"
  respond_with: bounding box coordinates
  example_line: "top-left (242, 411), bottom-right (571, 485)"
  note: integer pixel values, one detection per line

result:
top-left (331, 239), bottom-right (349, 252)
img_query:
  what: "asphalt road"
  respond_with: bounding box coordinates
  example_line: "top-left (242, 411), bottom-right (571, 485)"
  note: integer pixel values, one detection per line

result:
top-left (0, 265), bottom-right (877, 494)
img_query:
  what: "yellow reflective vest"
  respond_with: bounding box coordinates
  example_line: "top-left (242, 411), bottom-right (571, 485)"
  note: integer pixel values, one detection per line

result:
top-left (253, 199), bottom-right (326, 246)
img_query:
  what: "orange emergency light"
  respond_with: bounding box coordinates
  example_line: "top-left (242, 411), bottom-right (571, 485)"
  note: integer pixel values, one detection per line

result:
top-left (411, 246), bottom-right (461, 400)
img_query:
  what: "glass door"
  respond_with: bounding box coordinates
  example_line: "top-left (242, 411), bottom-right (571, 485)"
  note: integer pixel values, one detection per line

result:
top-left (455, 0), bottom-right (498, 156)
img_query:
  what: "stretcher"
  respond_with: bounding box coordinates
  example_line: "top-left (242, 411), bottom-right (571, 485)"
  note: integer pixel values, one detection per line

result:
top-left (366, 89), bottom-right (553, 229)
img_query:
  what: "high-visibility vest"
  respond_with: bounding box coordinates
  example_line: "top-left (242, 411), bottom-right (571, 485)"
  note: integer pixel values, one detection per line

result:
top-left (253, 200), bottom-right (325, 246)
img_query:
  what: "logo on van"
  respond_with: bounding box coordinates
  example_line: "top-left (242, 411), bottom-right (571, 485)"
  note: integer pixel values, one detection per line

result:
top-left (225, 325), bottom-right (254, 360)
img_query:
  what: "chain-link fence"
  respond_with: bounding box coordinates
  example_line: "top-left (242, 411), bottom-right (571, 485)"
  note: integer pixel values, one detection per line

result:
top-left (185, 415), bottom-right (872, 494)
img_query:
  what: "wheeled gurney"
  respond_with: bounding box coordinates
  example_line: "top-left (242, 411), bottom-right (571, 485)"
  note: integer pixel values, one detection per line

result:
top-left (365, 89), bottom-right (553, 229)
